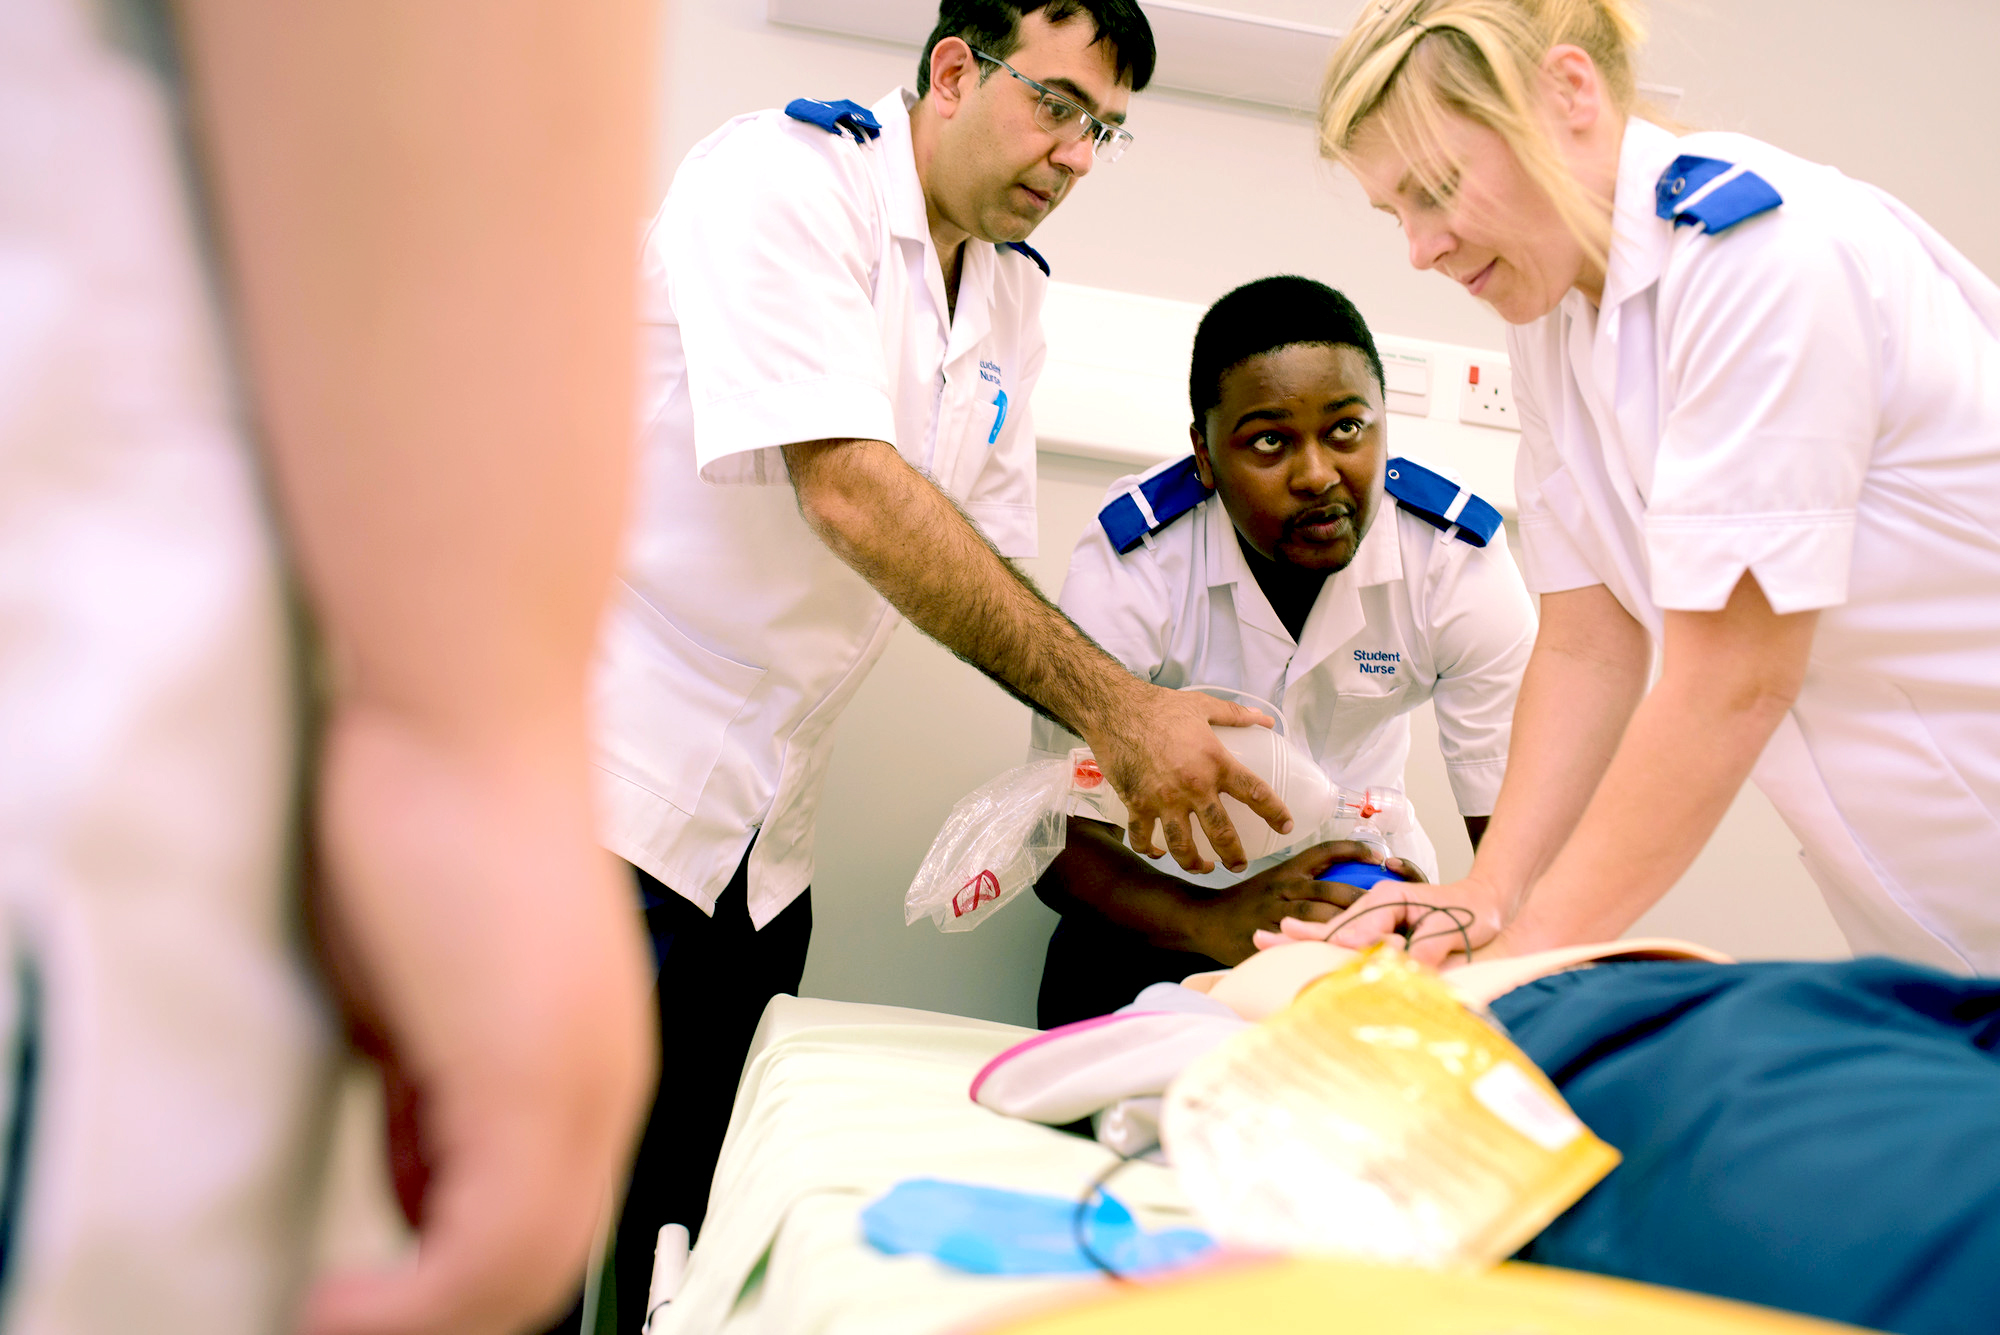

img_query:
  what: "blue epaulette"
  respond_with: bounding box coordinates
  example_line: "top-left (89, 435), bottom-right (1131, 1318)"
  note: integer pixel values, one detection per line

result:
top-left (1384, 456), bottom-right (1501, 547)
top-left (1001, 241), bottom-right (1050, 276)
top-left (1097, 455), bottom-right (1209, 554)
top-left (1655, 154), bottom-right (1782, 235)
top-left (784, 98), bottom-right (881, 144)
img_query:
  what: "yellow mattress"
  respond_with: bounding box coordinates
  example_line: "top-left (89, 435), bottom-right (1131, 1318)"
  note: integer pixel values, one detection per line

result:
top-left (980, 1254), bottom-right (1870, 1334)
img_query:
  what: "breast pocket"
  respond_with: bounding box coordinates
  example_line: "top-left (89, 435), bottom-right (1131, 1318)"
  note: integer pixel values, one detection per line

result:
top-left (1335, 644), bottom-right (1412, 704)
top-left (1296, 647), bottom-right (1415, 771)
top-left (595, 585), bottom-right (767, 815)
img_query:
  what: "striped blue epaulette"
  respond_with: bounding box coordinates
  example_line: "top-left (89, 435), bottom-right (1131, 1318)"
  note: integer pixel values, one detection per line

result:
top-left (783, 98), bottom-right (881, 144)
top-left (1384, 456), bottom-right (1501, 547)
top-left (1097, 455), bottom-right (1209, 554)
top-left (1655, 154), bottom-right (1783, 235)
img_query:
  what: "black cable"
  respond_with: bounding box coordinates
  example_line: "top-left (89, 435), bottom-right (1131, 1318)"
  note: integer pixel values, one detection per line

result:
top-left (1316, 898), bottom-right (1478, 960)
top-left (1072, 1151), bottom-right (1142, 1283)
top-left (1406, 903), bottom-right (1479, 959)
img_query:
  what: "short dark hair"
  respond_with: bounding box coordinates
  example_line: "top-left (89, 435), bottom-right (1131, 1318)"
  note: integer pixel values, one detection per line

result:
top-left (917, 0), bottom-right (1156, 96)
top-left (1189, 276), bottom-right (1386, 424)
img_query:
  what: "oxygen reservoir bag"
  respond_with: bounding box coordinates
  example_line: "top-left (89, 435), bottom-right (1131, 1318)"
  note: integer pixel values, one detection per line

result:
top-left (905, 715), bottom-right (1404, 932)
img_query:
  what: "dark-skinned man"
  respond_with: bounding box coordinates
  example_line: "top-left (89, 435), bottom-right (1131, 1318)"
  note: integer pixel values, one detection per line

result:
top-left (1030, 277), bottom-right (1538, 1027)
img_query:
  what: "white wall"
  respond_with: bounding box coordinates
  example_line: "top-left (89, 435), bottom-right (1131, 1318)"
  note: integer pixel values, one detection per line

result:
top-left (656, 0), bottom-right (1996, 1025)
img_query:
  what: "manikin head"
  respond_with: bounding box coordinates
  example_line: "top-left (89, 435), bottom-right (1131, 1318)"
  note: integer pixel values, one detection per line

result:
top-left (1189, 277), bottom-right (1389, 574)
top-left (911, 1), bottom-right (1155, 249)
top-left (1319, 0), bottom-right (1647, 319)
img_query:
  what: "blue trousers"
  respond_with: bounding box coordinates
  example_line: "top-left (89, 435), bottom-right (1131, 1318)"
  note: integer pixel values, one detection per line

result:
top-left (1491, 958), bottom-right (2000, 1335)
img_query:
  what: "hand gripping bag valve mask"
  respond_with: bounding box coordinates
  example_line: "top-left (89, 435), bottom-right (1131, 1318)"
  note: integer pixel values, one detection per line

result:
top-left (906, 693), bottom-right (1406, 931)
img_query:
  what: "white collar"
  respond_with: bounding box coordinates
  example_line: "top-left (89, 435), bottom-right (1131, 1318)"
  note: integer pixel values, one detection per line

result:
top-left (874, 86), bottom-right (994, 349)
top-left (872, 88), bottom-right (932, 245)
top-left (1596, 117), bottom-right (1684, 313)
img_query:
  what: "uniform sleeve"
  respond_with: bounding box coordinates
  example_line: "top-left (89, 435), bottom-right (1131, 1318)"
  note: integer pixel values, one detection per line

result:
top-left (962, 270), bottom-right (1046, 560)
top-left (1647, 213), bottom-right (1879, 613)
top-left (1025, 491), bottom-right (1171, 763)
top-left (659, 122), bottom-right (897, 486)
top-left (1424, 525), bottom-right (1538, 816)
top-left (1507, 325), bottom-right (1602, 596)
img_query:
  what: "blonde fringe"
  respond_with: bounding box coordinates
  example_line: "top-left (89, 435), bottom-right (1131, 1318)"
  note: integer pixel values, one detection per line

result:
top-left (1319, 0), bottom-right (1649, 267)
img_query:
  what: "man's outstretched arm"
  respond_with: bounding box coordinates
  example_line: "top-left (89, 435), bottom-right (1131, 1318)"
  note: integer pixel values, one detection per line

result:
top-left (179, 2), bottom-right (655, 1331)
top-left (1036, 819), bottom-right (1396, 966)
top-left (785, 437), bottom-right (1293, 874)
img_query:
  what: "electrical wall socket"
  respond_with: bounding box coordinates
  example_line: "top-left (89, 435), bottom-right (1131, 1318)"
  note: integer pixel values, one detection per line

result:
top-left (1458, 359), bottom-right (1520, 432)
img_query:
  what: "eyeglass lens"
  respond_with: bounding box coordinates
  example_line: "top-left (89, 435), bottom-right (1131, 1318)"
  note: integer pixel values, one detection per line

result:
top-left (971, 49), bottom-right (1131, 162)
top-left (1032, 94), bottom-right (1128, 161)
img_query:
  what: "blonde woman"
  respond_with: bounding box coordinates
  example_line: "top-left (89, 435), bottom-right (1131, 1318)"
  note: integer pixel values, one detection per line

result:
top-left (1285, 0), bottom-right (2000, 972)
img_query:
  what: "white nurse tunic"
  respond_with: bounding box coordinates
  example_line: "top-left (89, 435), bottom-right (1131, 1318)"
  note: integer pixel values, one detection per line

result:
top-left (593, 88), bottom-right (1048, 927)
top-left (1032, 465), bottom-right (1537, 883)
top-left (1509, 117), bottom-right (2000, 973)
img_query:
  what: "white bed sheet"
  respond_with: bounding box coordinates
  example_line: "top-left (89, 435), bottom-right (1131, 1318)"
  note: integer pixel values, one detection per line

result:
top-left (655, 996), bottom-right (1201, 1335)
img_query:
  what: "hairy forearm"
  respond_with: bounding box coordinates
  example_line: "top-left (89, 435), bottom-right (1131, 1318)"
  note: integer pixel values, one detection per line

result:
top-left (1468, 587), bottom-right (1651, 910)
top-left (1035, 818), bottom-right (1206, 951)
top-left (787, 440), bottom-right (1294, 875)
top-left (785, 439), bottom-right (1140, 736)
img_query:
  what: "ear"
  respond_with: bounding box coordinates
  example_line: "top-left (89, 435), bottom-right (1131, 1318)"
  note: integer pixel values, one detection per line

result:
top-left (1540, 44), bottom-right (1605, 134)
top-left (1190, 422), bottom-right (1216, 489)
top-left (927, 36), bottom-right (979, 120)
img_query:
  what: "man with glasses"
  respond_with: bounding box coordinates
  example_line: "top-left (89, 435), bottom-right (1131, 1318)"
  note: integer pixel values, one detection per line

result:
top-left (973, 46), bottom-right (1136, 160)
top-left (583, 2), bottom-right (1302, 1329)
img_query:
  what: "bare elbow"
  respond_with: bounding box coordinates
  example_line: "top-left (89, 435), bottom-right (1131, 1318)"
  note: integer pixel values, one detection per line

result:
top-left (1664, 578), bottom-right (1818, 727)
top-left (1673, 647), bottom-right (1809, 732)
top-left (1733, 670), bottom-right (1805, 723)
top-left (783, 439), bottom-right (870, 540)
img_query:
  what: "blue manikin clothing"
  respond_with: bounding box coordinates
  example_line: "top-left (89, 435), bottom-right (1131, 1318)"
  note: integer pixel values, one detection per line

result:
top-left (1491, 958), bottom-right (2000, 1335)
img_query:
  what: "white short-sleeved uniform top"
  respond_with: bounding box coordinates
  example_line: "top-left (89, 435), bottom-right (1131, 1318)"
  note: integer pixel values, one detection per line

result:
top-left (1030, 472), bottom-right (1538, 882)
top-left (594, 88), bottom-right (1048, 927)
top-left (1510, 117), bottom-right (2000, 973)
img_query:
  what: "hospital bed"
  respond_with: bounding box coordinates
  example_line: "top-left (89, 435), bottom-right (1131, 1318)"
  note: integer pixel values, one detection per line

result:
top-left (649, 996), bottom-right (1191, 1334)
top-left (651, 996), bottom-right (1870, 1335)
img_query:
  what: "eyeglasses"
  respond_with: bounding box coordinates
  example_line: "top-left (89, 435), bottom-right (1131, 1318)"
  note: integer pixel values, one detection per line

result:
top-left (968, 48), bottom-right (1135, 163)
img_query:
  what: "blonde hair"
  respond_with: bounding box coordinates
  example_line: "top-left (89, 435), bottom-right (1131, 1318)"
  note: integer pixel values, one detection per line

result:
top-left (1319, 0), bottom-right (1649, 264)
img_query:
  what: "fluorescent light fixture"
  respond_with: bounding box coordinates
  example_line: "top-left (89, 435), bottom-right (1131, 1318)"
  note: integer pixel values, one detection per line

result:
top-left (766, 0), bottom-right (1679, 117)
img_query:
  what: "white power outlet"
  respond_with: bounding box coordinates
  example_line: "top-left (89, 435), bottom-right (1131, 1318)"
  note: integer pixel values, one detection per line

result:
top-left (1458, 359), bottom-right (1520, 432)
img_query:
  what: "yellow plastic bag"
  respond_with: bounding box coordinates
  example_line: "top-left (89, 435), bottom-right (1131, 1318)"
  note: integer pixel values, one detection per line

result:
top-left (1160, 944), bottom-right (1619, 1268)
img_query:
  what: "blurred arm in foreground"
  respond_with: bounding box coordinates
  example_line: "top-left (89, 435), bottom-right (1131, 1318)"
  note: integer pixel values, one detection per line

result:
top-left (178, 3), bottom-right (657, 1330)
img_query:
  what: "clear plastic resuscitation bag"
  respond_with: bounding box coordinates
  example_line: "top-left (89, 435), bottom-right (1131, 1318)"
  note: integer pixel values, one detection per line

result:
top-left (907, 702), bottom-right (1409, 932)
top-left (1160, 944), bottom-right (1620, 1270)
top-left (904, 757), bottom-right (1072, 931)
